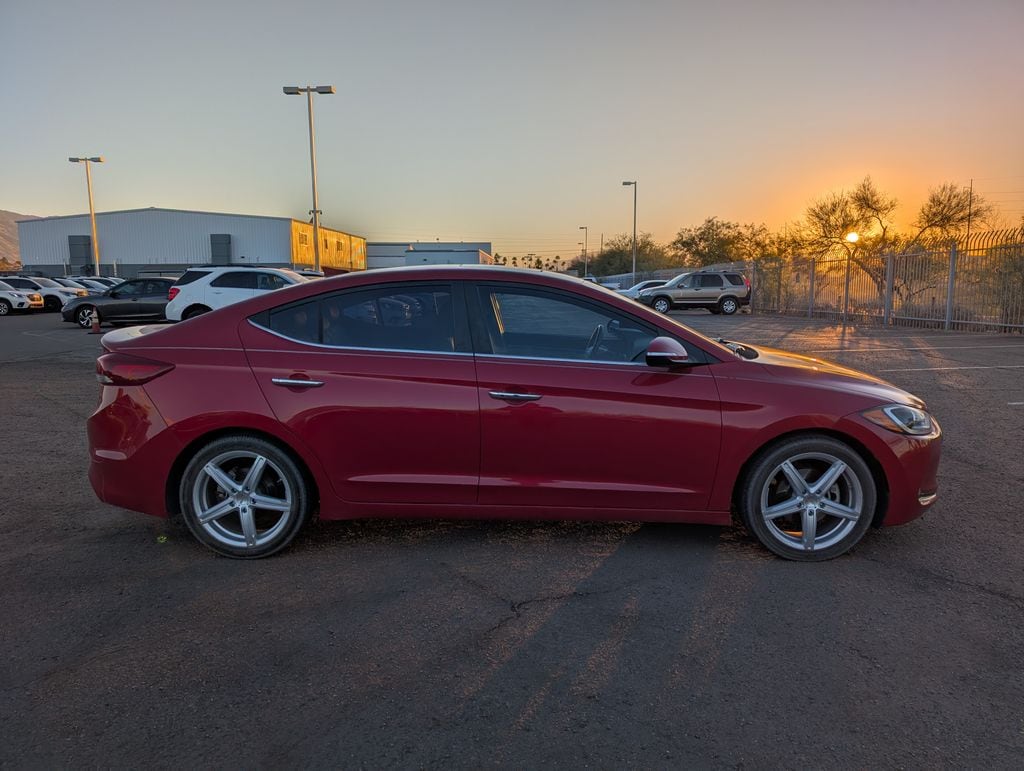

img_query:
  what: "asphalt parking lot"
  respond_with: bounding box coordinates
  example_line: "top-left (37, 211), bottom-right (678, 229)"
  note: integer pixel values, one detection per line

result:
top-left (1, 309), bottom-right (1022, 768)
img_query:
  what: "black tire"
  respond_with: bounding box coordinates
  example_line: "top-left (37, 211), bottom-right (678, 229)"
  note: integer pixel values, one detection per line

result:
top-left (179, 435), bottom-right (311, 558)
top-left (652, 296), bottom-right (672, 314)
top-left (183, 305), bottom-right (211, 320)
top-left (719, 297), bottom-right (739, 315)
top-left (76, 305), bottom-right (97, 328)
top-left (0, 299), bottom-right (10, 316)
top-left (738, 435), bottom-right (876, 562)
top-left (43, 296), bottom-right (62, 312)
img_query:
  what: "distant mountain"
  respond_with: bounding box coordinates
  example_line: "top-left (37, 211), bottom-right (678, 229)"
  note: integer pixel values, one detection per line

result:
top-left (0, 210), bottom-right (38, 269)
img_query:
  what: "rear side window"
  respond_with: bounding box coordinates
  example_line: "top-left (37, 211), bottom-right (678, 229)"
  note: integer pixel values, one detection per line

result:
top-left (174, 270), bottom-right (211, 287)
top-left (698, 274), bottom-right (723, 288)
top-left (259, 285), bottom-right (457, 353)
top-left (725, 273), bottom-right (746, 286)
top-left (211, 272), bottom-right (258, 289)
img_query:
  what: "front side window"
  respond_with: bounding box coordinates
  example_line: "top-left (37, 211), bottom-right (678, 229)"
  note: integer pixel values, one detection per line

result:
top-left (115, 281), bottom-right (146, 296)
top-left (256, 273), bottom-right (290, 291)
top-left (258, 284), bottom-right (457, 353)
top-left (211, 272), bottom-right (258, 289)
top-left (476, 285), bottom-right (658, 363)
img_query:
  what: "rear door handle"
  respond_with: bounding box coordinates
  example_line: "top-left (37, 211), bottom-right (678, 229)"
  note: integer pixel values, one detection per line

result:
top-left (272, 377), bottom-right (324, 388)
top-left (489, 391), bottom-right (542, 402)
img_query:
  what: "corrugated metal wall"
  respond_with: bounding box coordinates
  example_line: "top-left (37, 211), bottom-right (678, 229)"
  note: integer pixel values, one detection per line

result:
top-left (18, 209), bottom-right (296, 269)
top-left (290, 221), bottom-right (366, 272)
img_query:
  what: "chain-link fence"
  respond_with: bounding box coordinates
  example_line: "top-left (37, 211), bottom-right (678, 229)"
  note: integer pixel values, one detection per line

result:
top-left (752, 237), bottom-right (1024, 333)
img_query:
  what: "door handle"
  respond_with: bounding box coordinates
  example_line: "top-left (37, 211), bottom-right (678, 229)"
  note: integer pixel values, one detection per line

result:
top-left (489, 391), bottom-right (542, 402)
top-left (272, 377), bottom-right (325, 388)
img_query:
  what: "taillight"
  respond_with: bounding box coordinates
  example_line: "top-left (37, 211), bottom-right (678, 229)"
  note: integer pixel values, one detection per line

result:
top-left (168, 287), bottom-right (180, 301)
top-left (96, 352), bottom-right (174, 386)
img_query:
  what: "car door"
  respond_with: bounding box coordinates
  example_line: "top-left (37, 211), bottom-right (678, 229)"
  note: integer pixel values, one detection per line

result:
top-left (470, 283), bottom-right (722, 512)
top-left (241, 281), bottom-right (480, 505)
top-left (103, 280), bottom-right (147, 319)
top-left (208, 271), bottom-right (258, 309)
top-left (131, 280), bottom-right (171, 319)
top-left (697, 273), bottom-right (724, 304)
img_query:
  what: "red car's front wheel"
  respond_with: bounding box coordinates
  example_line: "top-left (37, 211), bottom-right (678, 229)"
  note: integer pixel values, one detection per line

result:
top-left (739, 435), bottom-right (877, 561)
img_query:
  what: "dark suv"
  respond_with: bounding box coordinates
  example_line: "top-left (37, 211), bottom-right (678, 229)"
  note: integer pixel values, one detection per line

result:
top-left (637, 270), bottom-right (750, 314)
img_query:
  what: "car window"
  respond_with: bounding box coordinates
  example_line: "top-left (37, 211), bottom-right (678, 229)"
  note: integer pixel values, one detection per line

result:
top-left (476, 285), bottom-right (658, 364)
top-left (699, 274), bottom-right (723, 288)
top-left (174, 269), bottom-right (212, 287)
top-left (0, 280), bottom-right (15, 292)
top-left (256, 273), bottom-right (290, 291)
top-left (4, 278), bottom-right (32, 289)
top-left (211, 271), bottom-right (258, 289)
top-left (141, 280), bottom-right (167, 295)
top-left (725, 273), bottom-right (746, 286)
top-left (115, 281), bottom-right (146, 296)
top-left (260, 285), bottom-right (457, 353)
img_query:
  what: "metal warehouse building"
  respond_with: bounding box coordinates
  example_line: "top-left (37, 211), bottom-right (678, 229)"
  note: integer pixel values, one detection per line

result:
top-left (16, 207), bottom-right (366, 278)
top-left (367, 241), bottom-right (493, 269)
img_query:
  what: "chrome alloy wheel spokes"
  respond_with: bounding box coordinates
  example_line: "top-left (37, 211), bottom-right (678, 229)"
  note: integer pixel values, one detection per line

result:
top-left (760, 452), bottom-right (864, 552)
top-left (192, 451), bottom-right (293, 549)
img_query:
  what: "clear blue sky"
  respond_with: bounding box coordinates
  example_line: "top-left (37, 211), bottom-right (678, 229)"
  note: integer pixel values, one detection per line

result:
top-left (2, 0), bottom-right (1022, 259)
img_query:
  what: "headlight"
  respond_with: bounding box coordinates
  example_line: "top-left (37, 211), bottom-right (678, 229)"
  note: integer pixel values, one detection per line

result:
top-left (863, 404), bottom-right (935, 436)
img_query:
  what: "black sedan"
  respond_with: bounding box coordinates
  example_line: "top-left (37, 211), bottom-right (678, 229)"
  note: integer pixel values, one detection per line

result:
top-left (61, 277), bottom-right (175, 328)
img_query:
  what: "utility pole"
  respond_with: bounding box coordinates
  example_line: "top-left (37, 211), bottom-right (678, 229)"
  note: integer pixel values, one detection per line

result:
top-left (68, 156), bottom-right (104, 275)
top-left (578, 225), bottom-right (588, 277)
top-left (283, 84), bottom-right (335, 272)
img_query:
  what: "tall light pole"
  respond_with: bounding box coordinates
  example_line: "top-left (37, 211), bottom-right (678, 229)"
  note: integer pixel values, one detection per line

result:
top-left (622, 181), bottom-right (637, 286)
top-left (68, 156), bottom-right (104, 275)
top-left (842, 231), bottom-right (859, 323)
top-left (578, 225), bottom-right (588, 277)
top-left (283, 84), bottom-right (335, 272)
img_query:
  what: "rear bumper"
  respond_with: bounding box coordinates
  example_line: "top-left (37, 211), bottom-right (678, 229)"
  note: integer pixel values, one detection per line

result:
top-left (87, 384), bottom-right (182, 517)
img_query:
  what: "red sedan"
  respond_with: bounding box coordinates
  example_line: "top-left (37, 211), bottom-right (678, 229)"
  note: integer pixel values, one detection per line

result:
top-left (87, 266), bottom-right (941, 561)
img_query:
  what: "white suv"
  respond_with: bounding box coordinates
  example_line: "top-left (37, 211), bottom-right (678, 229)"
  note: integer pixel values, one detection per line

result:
top-left (165, 267), bottom-right (307, 321)
top-left (3, 276), bottom-right (88, 311)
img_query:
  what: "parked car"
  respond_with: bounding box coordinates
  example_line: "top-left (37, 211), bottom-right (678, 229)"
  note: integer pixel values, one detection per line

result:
top-left (638, 270), bottom-right (750, 314)
top-left (54, 277), bottom-right (106, 296)
top-left (165, 266), bottom-right (307, 321)
top-left (618, 279), bottom-right (668, 300)
top-left (2, 276), bottom-right (87, 311)
top-left (0, 280), bottom-right (44, 314)
top-left (88, 265), bottom-right (941, 561)
top-left (67, 276), bottom-right (120, 289)
top-left (61, 277), bottom-right (176, 328)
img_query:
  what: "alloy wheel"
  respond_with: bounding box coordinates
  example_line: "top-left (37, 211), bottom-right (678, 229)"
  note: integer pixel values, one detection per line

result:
top-left (759, 451), bottom-right (864, 552)
top-left (190, 451), bottom-right (295, 550)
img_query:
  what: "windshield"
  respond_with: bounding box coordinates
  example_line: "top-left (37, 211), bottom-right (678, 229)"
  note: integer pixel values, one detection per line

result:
top-left (32, 277), bottom-right (60, 288)
top-left (665, 273), bottom-right (691, 288)
top-left (0, 280), bottom-right (15, 292)
top-left (276, 269), bottom-right (308, 284)
top-left (56, 279), bottom-right (85, 288)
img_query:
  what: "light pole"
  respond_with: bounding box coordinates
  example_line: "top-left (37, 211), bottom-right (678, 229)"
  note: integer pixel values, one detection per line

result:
top-left (68, 156), bottom-right (104, 275)
top-left (578, 225), bottom-right (588, 277)
top-left (283, 84), bottom-right (335, 272)
top-left (842, 231), bottom-right (859, 323)
top-left (622, 181), bottom-right (637, 286)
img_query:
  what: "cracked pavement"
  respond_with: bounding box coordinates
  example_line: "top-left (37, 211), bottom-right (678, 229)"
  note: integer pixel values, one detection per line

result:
top-left (1, 311), bottom-right (1022, 767)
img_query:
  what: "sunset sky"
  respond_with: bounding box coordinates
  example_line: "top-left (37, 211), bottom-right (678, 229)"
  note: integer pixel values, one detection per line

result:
top-left (2, 0), bottom-right (1022, 259)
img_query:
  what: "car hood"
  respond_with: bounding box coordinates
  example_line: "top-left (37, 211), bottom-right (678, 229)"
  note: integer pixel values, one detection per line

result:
top-left (751, 345), bottom-right (925, 409)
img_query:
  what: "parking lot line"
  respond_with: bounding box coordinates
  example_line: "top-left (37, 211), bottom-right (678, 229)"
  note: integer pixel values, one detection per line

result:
top-left (878, 364), bottom-right (1024, 372)
top-left (805, 344), bottom-right (1024, 354)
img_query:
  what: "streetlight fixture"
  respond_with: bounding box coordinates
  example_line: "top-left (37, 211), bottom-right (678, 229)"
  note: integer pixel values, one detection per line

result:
top-left (68, 156), bottom-right (104, 276)
top-left (842, 231), bottom-right (859, 323)
top-left (578, 225), bottom-right (588, 277)
top-left (622, 181), bottom-right (637, 286)
top-left (283, 84), bottom-right (335, 272)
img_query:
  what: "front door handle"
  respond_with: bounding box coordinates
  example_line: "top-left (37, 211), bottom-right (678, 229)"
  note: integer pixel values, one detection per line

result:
top-left (489, 391), bottom-right (542, 402)
top-left (272, 377), bottom-right (325, 389)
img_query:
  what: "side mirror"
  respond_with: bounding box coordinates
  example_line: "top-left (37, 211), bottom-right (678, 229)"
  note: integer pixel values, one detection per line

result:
top-left (645, 336), bottom-right (691, 368)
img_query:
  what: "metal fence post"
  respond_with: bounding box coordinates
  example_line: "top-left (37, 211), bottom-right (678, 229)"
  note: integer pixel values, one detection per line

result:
top-left (883, 253), bottom-right (895, 326)
top-left (749, 260), bottom-right (757, 314)
top-left (808, 258), bottom-right (816, 318)
top-left (842, 251), bottom-right (852, 323)
top-left (944, 243), bottom-right (958, 330)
